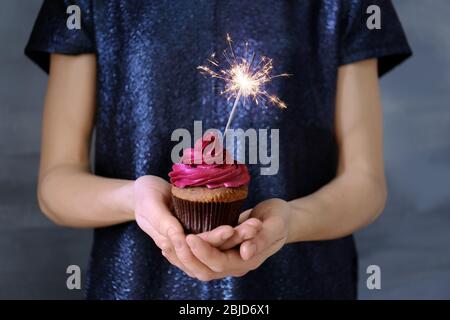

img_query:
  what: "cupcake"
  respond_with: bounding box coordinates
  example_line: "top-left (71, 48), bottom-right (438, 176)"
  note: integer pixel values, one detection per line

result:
top-left (169, 133), bottom-right (250, 234)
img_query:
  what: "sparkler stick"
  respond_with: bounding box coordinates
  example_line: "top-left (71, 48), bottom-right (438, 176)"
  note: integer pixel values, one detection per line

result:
top-left (198, 34), bottom-right (290, 133)
top-left (224, 89), bottom-right (242, 134)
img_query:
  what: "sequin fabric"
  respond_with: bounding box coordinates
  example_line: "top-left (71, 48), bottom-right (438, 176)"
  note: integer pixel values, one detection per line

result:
top-left (25, 0), bottom-right (411, 299)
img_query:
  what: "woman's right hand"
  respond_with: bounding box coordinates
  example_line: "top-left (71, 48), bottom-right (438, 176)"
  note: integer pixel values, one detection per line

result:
top-left (134, 175), bottom-right (262, 280)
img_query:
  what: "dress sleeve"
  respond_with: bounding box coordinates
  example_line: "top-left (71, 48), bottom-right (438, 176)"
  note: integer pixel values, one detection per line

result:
top-left (339, 0), bottom-right (412, 76)
top-left (24, 0), bottom-right (95, 73)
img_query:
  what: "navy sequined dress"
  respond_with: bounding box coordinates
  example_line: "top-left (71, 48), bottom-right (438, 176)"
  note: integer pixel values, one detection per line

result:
top-left (26, 0), bottom-right (411, 299)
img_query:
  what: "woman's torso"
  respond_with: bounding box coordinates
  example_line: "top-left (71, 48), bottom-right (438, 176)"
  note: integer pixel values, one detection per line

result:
top-left (87, 0), bottom-right (357, 299)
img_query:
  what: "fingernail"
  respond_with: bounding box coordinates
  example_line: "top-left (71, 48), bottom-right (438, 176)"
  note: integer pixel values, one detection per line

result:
top-left (249, 219), bottom-right (262, 228)
top-left (247, 243), bottom-right (257, 259)
top-left (187, 235), bottom-right (196, 249)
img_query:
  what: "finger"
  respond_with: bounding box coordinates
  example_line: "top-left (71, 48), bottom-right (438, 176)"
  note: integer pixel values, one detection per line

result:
top-left (135, 177), bottom-right (183, 240)
top-left (137, 196), bottom-right (185, 246)
top-left (187, 234), bottom-right (244, 273)
top-left (146, 197), bottom-right (184, 239)
top-left (139, 198), bottom-right (217, 281)
top-left (168, 229), bottom-right (218, 281)
top-left (238, 209), bottom-right (252, 224)
top-left (240, 216), bottom-right (287, 260)
top-left (139, 219), bottom-right (195, 277)
top-left (240, 240), bottom-right (257, 261)
top-left (137, 214), bottom-right (196, 277)
top-left (135, 213), bottom-right (171, 251)
top-left (219, 218), bottom-right (263, 250)
top-left (196, 225), bottom-right (234, 247)
top-left (162, 249), bottom-right (195, 278)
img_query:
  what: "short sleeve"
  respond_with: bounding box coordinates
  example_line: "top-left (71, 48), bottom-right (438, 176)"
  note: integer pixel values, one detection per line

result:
top-left (340, 0), bottom-right (412, 76)
top-left (25, 0), bottom-right (95, 73)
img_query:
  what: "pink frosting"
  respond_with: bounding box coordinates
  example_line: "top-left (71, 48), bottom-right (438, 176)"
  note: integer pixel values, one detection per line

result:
top-left (169, 133), bottom-right (250, 189)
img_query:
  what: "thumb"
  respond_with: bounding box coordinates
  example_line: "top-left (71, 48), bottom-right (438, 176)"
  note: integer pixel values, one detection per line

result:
top-left (196, 225), bottom-right (235, 247)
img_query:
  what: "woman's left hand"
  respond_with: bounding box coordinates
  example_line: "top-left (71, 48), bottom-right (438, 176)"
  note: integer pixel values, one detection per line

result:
top-left (185, 198), bottom-right (291, 280)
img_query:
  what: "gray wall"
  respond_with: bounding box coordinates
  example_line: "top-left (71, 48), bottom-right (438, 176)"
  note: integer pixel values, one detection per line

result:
top-left (0, 1), bottom-right (90, 299)
top-left (356, 1), bottom-right (450, 299)
top-left (0, 1), bottom-right (448, 299)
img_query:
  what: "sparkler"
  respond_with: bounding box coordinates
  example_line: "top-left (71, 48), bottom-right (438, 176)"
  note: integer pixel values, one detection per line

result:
top-left (198, 34), bottom-right (290, 133)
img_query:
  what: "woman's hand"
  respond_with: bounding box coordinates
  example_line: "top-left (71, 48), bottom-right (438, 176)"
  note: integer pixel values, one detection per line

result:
top-left (134, 175), bottom-right (263, 280)
top-left (184, 199), bottom-right (291, 280)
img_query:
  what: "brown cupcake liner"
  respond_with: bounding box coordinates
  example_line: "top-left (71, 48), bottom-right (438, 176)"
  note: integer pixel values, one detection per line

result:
top-left (172, 195), bottom-right (245, 234)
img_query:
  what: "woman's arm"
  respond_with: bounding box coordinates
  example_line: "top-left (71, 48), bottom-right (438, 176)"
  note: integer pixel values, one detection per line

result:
top-left (288, 58), bottom-right (387, 242)
top-left (38, 54), bottom-right (135, 227)
top-left (184, 59), bottom-right (387, 280)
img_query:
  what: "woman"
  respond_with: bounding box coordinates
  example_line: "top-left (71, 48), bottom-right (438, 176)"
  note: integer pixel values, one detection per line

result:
top-left (25, 0), bottom-right (411, 299)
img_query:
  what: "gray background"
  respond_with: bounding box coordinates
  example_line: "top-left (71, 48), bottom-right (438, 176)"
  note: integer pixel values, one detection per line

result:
top-left (0, 1), bottom-right (449, 299)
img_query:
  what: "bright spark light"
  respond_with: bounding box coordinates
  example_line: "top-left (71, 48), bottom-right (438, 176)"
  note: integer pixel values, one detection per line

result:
top-left (197, 34), bottom-right (290, 110)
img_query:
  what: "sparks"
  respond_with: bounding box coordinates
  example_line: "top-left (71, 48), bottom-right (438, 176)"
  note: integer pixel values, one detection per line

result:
top-left (198, 34), bottom-right (289, 110)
